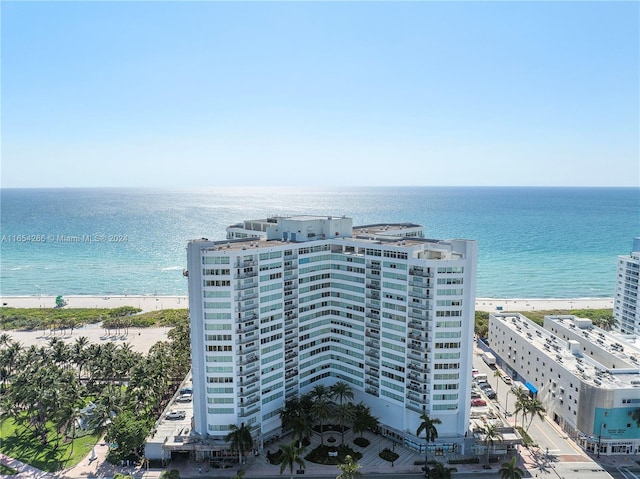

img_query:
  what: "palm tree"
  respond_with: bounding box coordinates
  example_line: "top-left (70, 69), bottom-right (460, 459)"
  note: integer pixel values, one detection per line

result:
top-left (277, 440), bottom-right (306, 479)
top-left (512, 387), bottom-right (528, 429)
top-left (429, 461), bottom-right (453, 479)
top-left (330, 381), bottom-right (354, 406)
top-left (335, 403), bottom-right (355, 446)
top-left (310, 396), bottom-right (334, 445)
top-left (499, 456), bottom-right (524, 479)
top-left (352, 402), bottom-right (378, 438)
top-left (479, 423), bottom-right (503, 465)
top-left (493, 369), bottom-right (502, 397)
top-left (71, 336), bottom-right (89, 380)
top-left (225, 423), bottom-right (254, 465)
top-left (290, 414), bottom-right (312, 449)
top-left (525, 398), bottom-right (545, 432)
top-left (594, 315), bottom-right (617, 331)
top-left (632, 408), bottom-right (640, 427)
top-left (416, 413), bottom-right (441, 474)
top-left (336, 454), bottom-right (362, 479)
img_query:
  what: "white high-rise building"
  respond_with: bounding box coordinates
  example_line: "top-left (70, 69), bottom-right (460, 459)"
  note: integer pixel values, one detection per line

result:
top-left (186, 215), bottom-right (477, 454)
top-left (614, 238), bottom-right (640, 336)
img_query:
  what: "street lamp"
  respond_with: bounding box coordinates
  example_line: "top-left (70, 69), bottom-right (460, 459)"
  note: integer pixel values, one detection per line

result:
top-left (504, 391), bottom-right (511, 416)
top-left (597, 423), bottom-right (605, 458)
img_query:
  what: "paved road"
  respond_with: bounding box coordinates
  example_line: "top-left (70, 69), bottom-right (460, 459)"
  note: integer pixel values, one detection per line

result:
top-left (472, 347), bottom-right (640, 479)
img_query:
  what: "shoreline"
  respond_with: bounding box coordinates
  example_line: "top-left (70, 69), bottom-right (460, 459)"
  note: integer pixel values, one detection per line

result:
top-left (0, 295), bottom-right (614, 313)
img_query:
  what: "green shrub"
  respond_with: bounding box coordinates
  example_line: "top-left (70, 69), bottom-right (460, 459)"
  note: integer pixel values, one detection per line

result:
top-left (448, 457), bottom-right (479, 464)
top-left (305, 444), bottom-right (362, 465)
top-left (353, 437), bottom-right (370, 447)
top-left (378, 449), bottom-right (399, 462)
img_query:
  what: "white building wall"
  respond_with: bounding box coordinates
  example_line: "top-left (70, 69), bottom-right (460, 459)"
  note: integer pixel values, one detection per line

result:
top-left (187, 218), bottom-right (477, 451)
top-left (614, 238), bottom-right (640, 337)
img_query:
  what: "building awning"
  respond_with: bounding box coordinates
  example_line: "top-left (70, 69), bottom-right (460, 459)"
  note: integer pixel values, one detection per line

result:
top-left (525, 382), bottom-right (538, 394)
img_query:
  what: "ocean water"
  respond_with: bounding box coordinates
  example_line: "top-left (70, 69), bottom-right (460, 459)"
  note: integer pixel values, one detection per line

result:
top-left (0, 187), bottom-right (638, 298)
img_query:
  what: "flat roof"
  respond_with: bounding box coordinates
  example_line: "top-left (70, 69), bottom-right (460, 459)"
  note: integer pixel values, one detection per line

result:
top-left (491, 313), bottom-right (640, 390)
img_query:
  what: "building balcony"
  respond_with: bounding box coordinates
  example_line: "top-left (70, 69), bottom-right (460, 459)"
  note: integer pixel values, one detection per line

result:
top-left (366, 301), bottom-right (380, 310)
top-left (407, 373), bottom-right (428, 384)
top-left (365, 367), bottom-right (379, 377)
top-left (284, 272), bottom-right (298, 280)
top-left (408, 332), bottom-right (424, 341)
top-left (365, 313), bottom-right (380, 322)
top-left (365, 358), bottom-right (379, 368)
top-left (236, 355), bottom-right (259, 366)
top-left (365, 377), bottom-right (378, 386)
top-left (285, 358), bottom-right (298, 369)
top-left (407, 383), bottom-right (425, 394)
top-left (238, 343), bottom-right (258, 355)
top-left (366, 281), bottom-right (381, 289)
top-left (285, 375), bottom-right (298, 388)
top-left (408, 343), bottom-right (425, 352)
top-left (238, 405), bottom-right (260, 418)
top-left (407, 351), bottom-right (426, 362)
top-left (236, 334), bottom-right (258, 345)
top-left (284, 283), bottom-right (297, 291)
top-left (407, 362), bottom-right (426, 373)
top-left (238, 362), bottom-right (259, 376)
top-left (284, 339), bottom-right (298, 350)
top-left (365, 329), bottom-right (380, 339)
top-left (365, 387), bottom-right (379, 396)
top-left (409, 291), bottom-right (429, 300)
top-left (236, 260), bottom-right (257, 268)
top-left (408, 321), bottom-right (426, 331)
top-left (409, 268), bottom-right (428, 277)
top-left (236, 302), bottom-right (259, 313)
top-left (235, 292), bottom-right (258, 302)
top-left (285, 369), bottom-right (298, 380)
top-left (366, 263), bottom-right (381, 270)
top-left (366, 340), bottom-right (380, 349)
top-left (284, 302), bottom-right (298, 311)
top-left (406, 400), bottom-right (426, 413)
top-left (366, 291), bottom-right (380, 300)
top-left (234, 271), bottom-right (258, 279)
top-left (238, 383), bottom-right (260, 397)
top-left (366, 348), bottom-right (380, 359)
top-left (236, 324), bottom-right (258, 334)
top-left (238, 280), bottom-right (258, 290)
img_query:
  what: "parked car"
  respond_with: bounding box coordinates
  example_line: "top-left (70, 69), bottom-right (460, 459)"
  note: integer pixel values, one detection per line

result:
top-left (479, 382), bottom-right (492, 390)
top-left (471, 398), bottom-right (487, 407)
top-left (166, 410), bottom-right (186, 420)
top-left (502, 375), bottom-right (513, 385)
top-left (485, 389), bottom-right (497, 400)
top-left (471, 391), bottom-right (482, 399)
top-left (177, 393), bottom-right (193, 403)
top-left (180, 387), bottom-right (193, 395)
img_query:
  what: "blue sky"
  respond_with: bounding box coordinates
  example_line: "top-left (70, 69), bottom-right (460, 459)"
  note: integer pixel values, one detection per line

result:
top-left (2, 1), bottom-right (638, 188)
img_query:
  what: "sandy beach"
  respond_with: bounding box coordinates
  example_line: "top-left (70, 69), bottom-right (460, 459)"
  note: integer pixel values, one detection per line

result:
top-left (0, 295), bottom-right (188, 312)
top-left (0, 294), bottom-right (613, 355)
top-left (1, 296), bottom-right (613, 312)
top-left (0, 294), bottom-right (614, 313)
top-left (474, 297), bottom-right (614, 312)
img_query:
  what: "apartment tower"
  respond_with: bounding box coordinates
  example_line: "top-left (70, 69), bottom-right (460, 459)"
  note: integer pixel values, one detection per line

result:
top-left (186, 215), bottom-right (477, 452)
top-left (614, 238), bottom-right (640, 336)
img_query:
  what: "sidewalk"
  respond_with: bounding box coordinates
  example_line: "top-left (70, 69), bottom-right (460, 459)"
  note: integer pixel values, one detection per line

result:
top-left (0, 453), bottom-right (55, 479)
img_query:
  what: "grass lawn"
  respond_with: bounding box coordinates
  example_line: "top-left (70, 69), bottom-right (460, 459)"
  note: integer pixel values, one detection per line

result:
top-left (0, 416), bottom-right (100, 472)
top-left (0, 464), bottom-right (18, 475)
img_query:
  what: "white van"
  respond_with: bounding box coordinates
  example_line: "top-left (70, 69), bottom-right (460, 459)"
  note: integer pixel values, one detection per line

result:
top-left (474, 373), bottom-right (488, 383)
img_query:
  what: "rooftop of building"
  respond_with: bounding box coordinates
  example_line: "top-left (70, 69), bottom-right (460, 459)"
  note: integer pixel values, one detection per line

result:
top-left (490, 313), bottom-right (640, 390)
